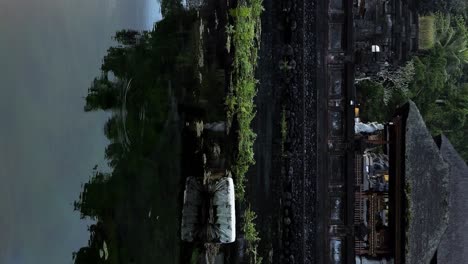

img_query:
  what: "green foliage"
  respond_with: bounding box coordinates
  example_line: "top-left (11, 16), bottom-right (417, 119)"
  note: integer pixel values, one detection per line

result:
top-left (358, 60), bottom-right (416, 122)
top-left (419, 16), bottom-right (436, 50)
top-left (357, 81), bottom-right (391, 122)
top-left (74, 171), bottom-right (112, 220)
top-left (190, 248), bottom-right (201, 264)
top-left (397, 41), bottom-right (467, 162)
top-left (243, 207), bottom-right (263, 264)
top-left (361, 13), bottom-right (468, 161)
top-left (158, 0), bottom-right (183, 18)
top-left (417, 0), bottom-right (467, 17)
top-left (409, 48), bottom-right (448, 115)
top-left (226, 0), bottom-right (263, 201)
top-left (433, 13), bottom-right (468, 77)
top-left (113, 29), bottom-right (140, 46)
top-left (84, 75), bottom-right (121, 112)
top-left (409, 15), bottom-right (468, 156)
top-left (423, 83), bottom-right (468, 160)
top-left (381, 61), bottom-right (415, 104)
top-left (226, 1), bottom-right (265, 263)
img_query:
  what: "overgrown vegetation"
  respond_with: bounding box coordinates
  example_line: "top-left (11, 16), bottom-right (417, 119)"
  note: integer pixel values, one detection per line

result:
top-left (357, 60), bottom-right (415, 122)
top-left (410, 14), bottom-right (468, 160)
top-left (226, 0), bottom-right (263, 201)
top-left (358, 13), bottom-right (468, 161)
top-left (225, 0), bottom-right (264, 263)
top-left (357, 81), bottom-right (388, 122)
top-left (417, 0), bottom-right (467, 17)
top-left (243, 207), bottom-right (263, 264)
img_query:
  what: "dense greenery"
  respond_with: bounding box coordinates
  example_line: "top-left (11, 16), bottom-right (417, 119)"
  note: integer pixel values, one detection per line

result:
top-left (358, 80), bottom-right (389, 123)
top-left (226, 0), bottom-right (263, 201)
top-left (417, 0), bottom-right (467, 18)
top-left (225, 0), bottom-right (264, 262)
top-left (243, 207), bottom-right (263, 264)
top-left (359, 13), bottom-right (468, 161)
top-left (410, 14), bottom-right (468, 160)
top-left (74, 0), bottom-right (267, 261)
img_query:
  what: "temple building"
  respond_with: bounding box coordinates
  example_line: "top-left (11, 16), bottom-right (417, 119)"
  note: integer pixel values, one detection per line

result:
top-left (353, 101), bottom-right (468, 264)
top-left (433, 135), bottom-right (468, 264)
top-left (353, 0), bottom-right (419, 75)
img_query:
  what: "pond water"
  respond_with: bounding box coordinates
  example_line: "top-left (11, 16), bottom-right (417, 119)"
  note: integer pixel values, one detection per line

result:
top-left (71, 1), bottom-right (234, 263)
top-left (2, 0), bottom-right (263, 262)
top-left (0, 0), bottom-right (224, 263)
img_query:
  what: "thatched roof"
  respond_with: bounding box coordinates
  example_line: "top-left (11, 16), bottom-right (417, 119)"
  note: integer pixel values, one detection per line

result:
top-left (404, 101), bottom-right (449, 264)
top-left (181, 177), bottom-right (236, 243)
top-left (436, 135), bottom-right (468, 263)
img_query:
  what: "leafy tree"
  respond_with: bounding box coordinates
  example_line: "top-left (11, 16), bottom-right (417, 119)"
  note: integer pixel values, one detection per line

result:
top-left (101, 47), bottom-right (129, 78)
top-left (374, 60), bottom-right (415, 105)
top-left (113, 30), bottom-right (140, 46)
top-left (74, 171), bottom-right (112, 219)
top-left (417, 0), bottom-right (467, 17)
top-left (424, 83), bottom-right (468, 134)
top-left (358, 13), bottom-right (468, 160)
top-left (84, 75), bottom-right (121, 112)
top-left (433, 14), bottom-right (468, 77)
top-left (357, 61), bottom-right (416, 122)
top-left (409, 47), bottom-right (448, 115)
top-left (410, 15), bottom-right (468, 160)
top-left (72, 247), bottom-right (102, 264)
top-left (104, 116), bottom-right (120, 141)
top-left (159, 0), bottom-right (183, 18)
top-left (105, 142), bottom-right (124, 168)
top-left (357, 80), bottom-right (387, 122)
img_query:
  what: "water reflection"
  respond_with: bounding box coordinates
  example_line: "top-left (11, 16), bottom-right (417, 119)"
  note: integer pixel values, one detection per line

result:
top-left (330, 238), bottom-right (344, 264)
top-left (330, 197), bottom-right (343, 222)
top-left (72, 0), bottom-right (233, 260)
top-left (73, 5), bottom-right (202, 263)
top-left (329, 24), bottom-right (343, 50)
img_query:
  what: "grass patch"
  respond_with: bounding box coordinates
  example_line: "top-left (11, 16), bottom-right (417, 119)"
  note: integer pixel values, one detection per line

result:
top-left (419, 16), bottom-right (436, 50)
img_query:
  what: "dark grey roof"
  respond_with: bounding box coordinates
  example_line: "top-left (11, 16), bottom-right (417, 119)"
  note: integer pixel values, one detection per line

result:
top-left (437, 135), bottom-right (468, 263)
top-left (404, 101), bottom-right (449, 264)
